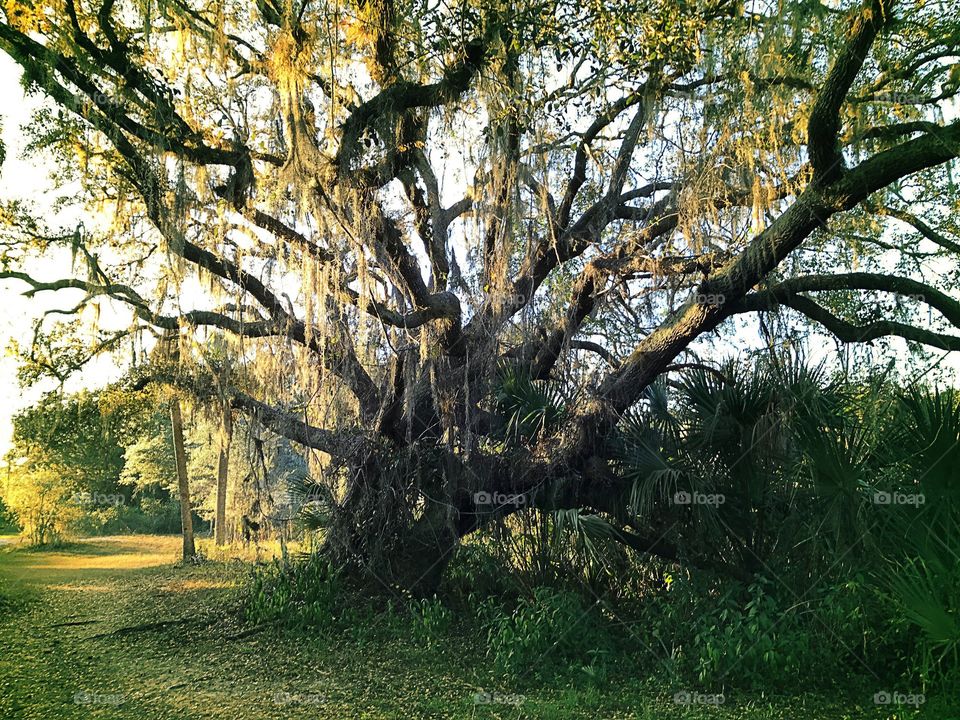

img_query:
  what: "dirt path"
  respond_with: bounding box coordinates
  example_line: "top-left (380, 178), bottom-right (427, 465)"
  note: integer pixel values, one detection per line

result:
top-left (0, 537), bottom-right (341, 720)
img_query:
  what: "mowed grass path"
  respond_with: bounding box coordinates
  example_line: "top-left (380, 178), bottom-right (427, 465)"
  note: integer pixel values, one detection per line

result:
top-left (0, 535), bottom-right (945, 719)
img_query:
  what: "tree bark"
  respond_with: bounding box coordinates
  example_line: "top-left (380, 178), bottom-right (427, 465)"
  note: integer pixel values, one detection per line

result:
top-left (214, 404), bottom-right (232, 546)
top-left (169, 399), bottom-right (195, 560)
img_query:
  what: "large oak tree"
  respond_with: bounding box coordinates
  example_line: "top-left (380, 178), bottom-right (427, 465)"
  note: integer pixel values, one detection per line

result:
top-left (2, 0), bottom-right (959, 590)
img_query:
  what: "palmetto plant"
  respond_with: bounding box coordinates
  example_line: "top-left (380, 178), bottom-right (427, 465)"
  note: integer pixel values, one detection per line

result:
top-left (601, 358), bottom-right (956, 581)
top-left (608, 358), bottom-right (850, 573)
top-left (538, 356), bottom-right (958, 685)
top-left (286, 468), bottom-right (338, 537)
top-left (882, 553), bottom-right (960, 685)
top-left (493, 365), bottom-right (567, 446)
top-left (873, 388), bottom-right (960, 685)
top-left (889, 388), bottom-right (960, 503)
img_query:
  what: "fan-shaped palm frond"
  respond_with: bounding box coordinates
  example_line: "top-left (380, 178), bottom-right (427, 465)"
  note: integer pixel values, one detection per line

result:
top-left (614, 411), bottom-right (686, 520)
top-left (286, 470), bottom-right (337, 532)
top-left (552, 508), bottom-right (623, 565)
top-left (881, 555), bottom-right (960, 677)
top-left (892, 388), bottom-right (960, 503)
top-left (494, 364), bottom-right (566, 444)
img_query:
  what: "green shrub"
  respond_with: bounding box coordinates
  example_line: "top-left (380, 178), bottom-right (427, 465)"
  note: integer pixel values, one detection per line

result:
top-left (408, 596), bottom-right (454, 649)
top-left (684, 577), bottom-right (813, 686)
top-left (245, 553), bottom-right (345, 632)
top-left (481, 587), bottom-right (615, 676)
top-left (442, 541), bottom-right (522, 603)
top-left (621, 569), bottom-right (909, 690)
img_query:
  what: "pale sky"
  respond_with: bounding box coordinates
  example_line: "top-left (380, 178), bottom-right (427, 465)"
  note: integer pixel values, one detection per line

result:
top-left (0, 56), bottom-right (126, 458)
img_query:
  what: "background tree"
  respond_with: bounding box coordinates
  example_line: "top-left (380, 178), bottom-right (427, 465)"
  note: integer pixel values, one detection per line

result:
top-left (11, 390), bottom-right (125, 497)
top-left (0, 496), bottom-right (17, 534)
top-left (3, 385), bottom-right (189, 539)
top-left (168, 397), bottom-right (195, 560)
top-left (0, 0), bottom-right (959, 590)
top-left (3, 390), bottom-right (125, 542)
top-left (2, 462), bottom-right (82, 545)
top-left (214, 398), bottom-right (232, 545)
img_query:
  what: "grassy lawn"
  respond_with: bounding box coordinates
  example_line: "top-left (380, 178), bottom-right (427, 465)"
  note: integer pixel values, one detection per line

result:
top-left (0, 535), bottom-right (949, 719)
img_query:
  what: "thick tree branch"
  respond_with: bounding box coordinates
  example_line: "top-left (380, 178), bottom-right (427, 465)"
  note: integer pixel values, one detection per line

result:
top-left (807, 0), bottom-right (892, 183)
top-left (760, 272), bottom-right (960, 327)
top-left (731, 292), bottom-right (960, 351)
top-left (337, 38), bottom-right (488, 177)
top-left (573, 117), bottom-right (960, 462)
top-left (230, 391), bottom-right (364, 456)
